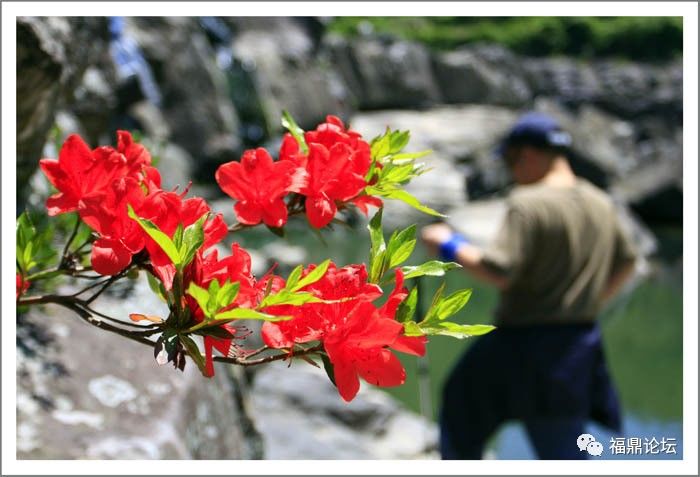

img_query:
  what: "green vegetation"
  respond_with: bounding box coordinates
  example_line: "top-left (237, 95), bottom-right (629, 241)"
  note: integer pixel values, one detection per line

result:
top-left (327, 17), bottom-right (682, 61)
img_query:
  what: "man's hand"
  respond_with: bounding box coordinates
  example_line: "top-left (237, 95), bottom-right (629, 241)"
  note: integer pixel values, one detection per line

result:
top-left (420, 222), bottom-right (454, 257)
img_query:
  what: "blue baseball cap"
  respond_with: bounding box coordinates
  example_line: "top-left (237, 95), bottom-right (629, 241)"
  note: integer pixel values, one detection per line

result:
top-left (496, 112), bottom-right (572, 158)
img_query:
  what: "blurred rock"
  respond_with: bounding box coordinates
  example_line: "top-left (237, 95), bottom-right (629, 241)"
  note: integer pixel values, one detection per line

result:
top-left (17, 17), bottom-right (109, 202)
top-left (328, 36), bottom-right (442, 110)
top-left (594, 60), bottom-right (682, 120)
top-left (124, 17), bottom-right (240, 174)
top-left (523, 57), bottom-right (602, 106)
top-left (249, 361), bottom-right (438, 459)
top-left (229, 18), bottom-right (352, 133)
top-left (433, 45), bottom-right (531, 107)
top-left (17, 276), bottom-right (256, 459)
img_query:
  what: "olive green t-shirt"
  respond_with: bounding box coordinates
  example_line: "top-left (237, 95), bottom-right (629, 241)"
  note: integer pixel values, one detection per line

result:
top-left (481, 179), bottom-right (638, 326)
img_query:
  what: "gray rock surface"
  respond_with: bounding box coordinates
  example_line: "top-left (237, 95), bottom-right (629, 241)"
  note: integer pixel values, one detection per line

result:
top-left (17, 17), bottom-right (109, 201)
top-left (17, 276), bottom-right (256, 460)
top-left (327, 36), bottom-right (442, 110)
top-left (249, 362), bottom-right (438, 459)
top-left (230, 18), bottom-right (351, 133)
top-left (124, 17), bottom-right (240, 168)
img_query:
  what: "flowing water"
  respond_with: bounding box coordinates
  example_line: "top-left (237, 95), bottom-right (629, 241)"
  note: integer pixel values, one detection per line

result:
top-left (235, 220), bottom-right (683, 460)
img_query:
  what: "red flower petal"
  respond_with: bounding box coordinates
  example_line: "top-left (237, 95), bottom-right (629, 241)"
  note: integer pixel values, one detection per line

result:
top-left (333, 359), bottom-right (361, 402)
top-left (91, 237), bottom-right (132, 276)
top-left (355, 348), bottom-right (406, 387)
top-left (306, 195), bottom-right (337, 228)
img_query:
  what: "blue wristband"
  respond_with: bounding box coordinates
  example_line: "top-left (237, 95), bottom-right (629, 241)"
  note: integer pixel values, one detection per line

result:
top-left (439, 233), bottom-right (470, 262)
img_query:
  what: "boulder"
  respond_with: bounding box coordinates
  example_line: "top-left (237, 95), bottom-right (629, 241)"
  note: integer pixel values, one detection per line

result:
top-left (523, 56), bottom-right (602, 106)
top-left (327, 36), bottom-right (442, 110)
top-left (433, 46), bottom-right (531, 108)
top-left (249, 361), bottom-right (438, 459)
top-left (17, 276), bottom-right (257, 459)
top-left (228, 18), bottom-right (352, 134)
top-left (17, 17), bottom-right (109, 202)
top-left (123, 17), bottom-right (240, 176)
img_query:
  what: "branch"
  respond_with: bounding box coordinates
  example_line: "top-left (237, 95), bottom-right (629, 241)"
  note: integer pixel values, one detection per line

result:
top-left (213, 344), bottom-right (323, 367)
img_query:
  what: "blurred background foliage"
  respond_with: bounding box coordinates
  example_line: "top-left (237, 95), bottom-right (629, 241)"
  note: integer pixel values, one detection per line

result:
top-left (328, 16), bottom-right (683, 60)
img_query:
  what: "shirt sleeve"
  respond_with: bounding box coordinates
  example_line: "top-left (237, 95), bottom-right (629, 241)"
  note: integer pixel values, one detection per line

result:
top-left (610, 216), bottom-right (638, 273)
top-left (481, 204), bottom-right (533, 280)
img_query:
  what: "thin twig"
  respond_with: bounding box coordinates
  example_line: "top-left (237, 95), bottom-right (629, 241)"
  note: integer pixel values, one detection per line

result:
top-left (213, 344), bottom-right (323, 367)
top-left (60, 215), bottom-right (81, 265)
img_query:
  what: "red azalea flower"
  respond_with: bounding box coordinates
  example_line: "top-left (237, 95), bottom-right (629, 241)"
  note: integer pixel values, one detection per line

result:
top-left (263, 265), bottom-right (425, 401)
top-left (184, 243), bottom-right (282, 377)
top-left (39, 131), bottom-right (154, 216)
top-left (280, 115), bottom-right (377, 228)
top-left (261, 263), bottom-right (382, 348)
top-left (16, 273), bottom-right (29, 300)
top-left (216, 148), bottom-right (307, 228)
top-left (136, 191), bottom-right (227, 289)
top-left (79, 177), bottom-right (149, 275)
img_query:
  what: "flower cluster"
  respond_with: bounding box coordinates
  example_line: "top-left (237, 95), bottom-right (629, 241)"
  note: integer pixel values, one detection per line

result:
top-left (216, 115), bottom-right (382, 229)
top-left (28, 113), bottom-right (491, 403)
top-left (262, 265), bottom-right (426, 401)
top-left (40, 131), bottom-right (226, 278)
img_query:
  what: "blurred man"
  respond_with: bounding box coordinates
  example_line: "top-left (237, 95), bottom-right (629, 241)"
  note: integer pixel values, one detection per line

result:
top-left (422, 112), bottom-right (638, 460)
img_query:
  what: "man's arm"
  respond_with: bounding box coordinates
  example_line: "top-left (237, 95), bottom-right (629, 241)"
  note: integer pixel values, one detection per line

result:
top-left (421, 223), bottom-right (510, 290)
top-left (600, 258), bottom-right (635, 303)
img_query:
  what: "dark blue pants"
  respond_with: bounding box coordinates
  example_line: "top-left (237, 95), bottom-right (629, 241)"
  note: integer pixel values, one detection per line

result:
top-left (439, 323), bottom-right (620, 460)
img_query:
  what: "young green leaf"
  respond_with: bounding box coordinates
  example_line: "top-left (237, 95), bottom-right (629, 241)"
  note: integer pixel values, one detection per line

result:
top-left (367, 208), bottom-right (387, 282)
top-left (147, 272), bottom-right (168, 303)
top-left (395, 286), bottom-right (418, 323)
top-left (128, 205), bottom-right (181, 266)
top-left (187, 283), bottom-right (211, 318)
top-left (179, 334), bottom-right (207, 375)
top-left (217, 281), bottom-right (240, 309)
top-left (179, 213), bottom-right (207, 267)
top-left (386, 224), bottom-right (417, 268)
top-left (401, 260), bottom-right (461, 280)
top-left (368, 187), bottom-right (446, 217)
top-left (293, 259), bottom-right (331, 291)
top-left (261, 289), bottom-right (323, 308)
top-left (389, 130), bottom-right (410, 154)
top-left (214, 307), bottom-right (292, 322)
top-left (402, 320), bottom-right (425, 337)
top-left (281, 110), bottom-right (309, 154)
top-left (435, 289), bottom-right (473, 321)
top-left (418, 322), bottom-right (495, 339)
top-left (285, 264), bottom-right (303, 291)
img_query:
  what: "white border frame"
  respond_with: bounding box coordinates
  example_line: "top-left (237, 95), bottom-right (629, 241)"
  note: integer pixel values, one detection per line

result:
top-left (2, 2), bottom-right (698, 475)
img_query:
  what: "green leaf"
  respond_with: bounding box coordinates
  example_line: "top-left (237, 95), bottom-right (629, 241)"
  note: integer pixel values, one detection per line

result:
top-left (386, 224), bottom-right (417, 268)
top-left (179, 213), bottom-right (207, 267)
top-left (401, 260), bottom-right (461, 280)
top-left (217, 281), bottom-right (240, 309)
top-left (214, 307), bottom-right (292, 322)
top-left (370, 129), bottom-right (391, 160)
top-left (293, 259), bottom-right (330, 291)
top-left (367, 187), bottom-right (446, 217)
top-left (367, 209), bottom-right (387, 283)
top-left (320, 353), bottom-right (337, 387)
top-left (147, 272), bottom-right (168, 303)
top-left (396, 286), bottom-right (418, 323)
top-left (281, 110), bottom-right (308, 154)
top-left (179, 334), bottom-right (207, 375)
top-left (128, 205), bottom-right (181, 266)
top-left (391, 150), bottom-right (432, 161)
top-left (172, 223), bottom-right (184, 250)
top-left (187, 283), bottom-right (211, 318)
top-left (261, 289), bottom-right (323, 308)
top-left (389, 130), bottom-right (410, 154)
top-left (403, 320), bottom-right (425, 337)
top-left (419, 322), bottom-right (496, 339)
top-left (435, 289), bottom-right (473, 321)
top-left (285, 265), bottom-right (303, 291)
